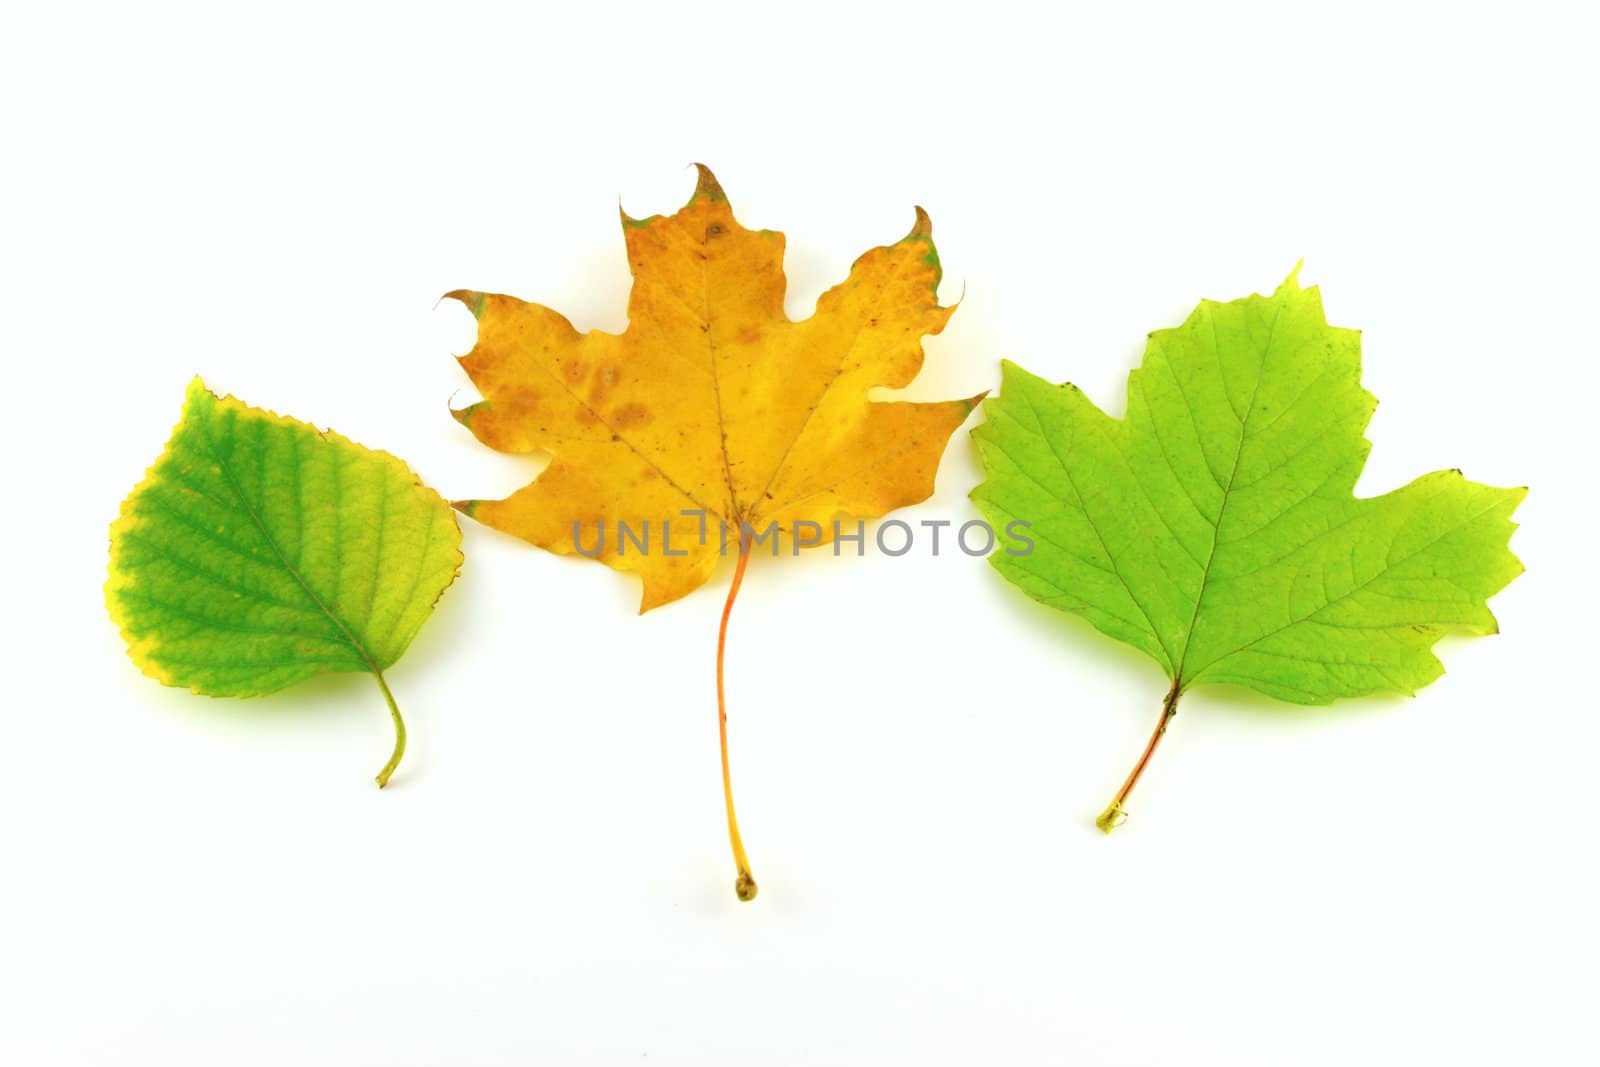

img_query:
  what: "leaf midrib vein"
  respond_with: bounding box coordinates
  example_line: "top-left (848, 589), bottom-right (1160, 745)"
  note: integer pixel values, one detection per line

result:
top-left (1171, 301), bottom-right (1284, 686)
top-left (202, 414), bottom-right (382, 676)
top-left (697, 224), bottom-right (742, 520)
top-left (747, 253), bottom-right (911, 523)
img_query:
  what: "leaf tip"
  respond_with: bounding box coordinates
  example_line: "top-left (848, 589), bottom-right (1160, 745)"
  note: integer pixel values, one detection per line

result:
top-left (996, 358), bottom-right (1046, 392)
top-left (182, 375), bottom-right (220, 417)
top-left (452, 499), bottom-right (480, 519)
top-left (1281, 259), bottom-right (1306, 291)
top-left (898, 206), bottom-right (941, 282)
top-left (688, 162), bottom-right (727, 205)
top-left (445, 289), bottom-right (488, 320)
top-left (906, 204), bottom-right (933, 241)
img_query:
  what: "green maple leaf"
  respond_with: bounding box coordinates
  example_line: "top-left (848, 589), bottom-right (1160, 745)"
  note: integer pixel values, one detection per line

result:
top-left (105, 379), bottom-right (464, 787)
top-left (971, 270), bottom-right (1525, 831)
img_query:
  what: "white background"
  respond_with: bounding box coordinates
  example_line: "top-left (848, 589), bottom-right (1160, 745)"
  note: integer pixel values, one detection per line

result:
top-left (2, 2), bottom-right (1595, 1064)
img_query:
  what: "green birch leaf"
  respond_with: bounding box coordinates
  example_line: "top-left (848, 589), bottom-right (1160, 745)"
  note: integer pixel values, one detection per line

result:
top-left (971, 270), bottom-right (1525, 830)
top-left (105, 378), bottom-right (464, 786)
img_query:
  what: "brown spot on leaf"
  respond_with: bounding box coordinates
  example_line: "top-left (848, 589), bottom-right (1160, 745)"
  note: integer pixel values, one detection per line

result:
top-left (590, 362), bottom-right (623, 405)
top-left (613, 402), bottom-right (652, 428)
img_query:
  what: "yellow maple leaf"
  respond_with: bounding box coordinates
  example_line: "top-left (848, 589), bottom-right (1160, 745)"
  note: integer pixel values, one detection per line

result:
top-left (449, 165), bottom-right (982, 900)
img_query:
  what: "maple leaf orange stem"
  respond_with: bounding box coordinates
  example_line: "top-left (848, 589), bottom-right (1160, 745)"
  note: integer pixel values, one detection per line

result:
top-left (717, 529), bottom-right (758, 901)
top-left (1096, 679), bottom-right (1181, 833)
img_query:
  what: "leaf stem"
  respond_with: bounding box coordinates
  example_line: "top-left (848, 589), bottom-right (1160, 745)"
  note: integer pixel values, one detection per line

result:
top-left (373, 670), bottom-right (407, 789)
top-left (1097, 679), bottom-right (1181, 833)
top-left (717, 528), bottom-right (758, 901)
